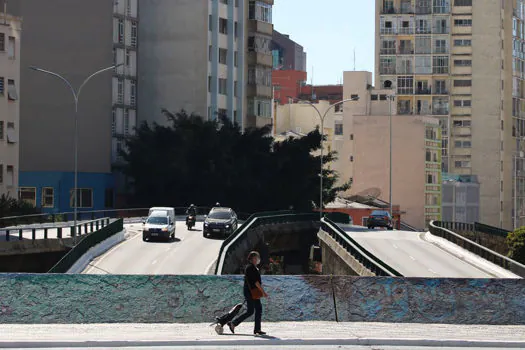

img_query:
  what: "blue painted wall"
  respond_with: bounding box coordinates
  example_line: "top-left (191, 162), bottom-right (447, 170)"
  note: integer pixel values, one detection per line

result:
top-left (18, 171), bottom-right (115, 213)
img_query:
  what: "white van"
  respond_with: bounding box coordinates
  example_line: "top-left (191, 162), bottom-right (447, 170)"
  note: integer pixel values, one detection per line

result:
top-left (143, 208), bottom-right (176, 242)
top-left (149, 207), bottom-right (175, 222)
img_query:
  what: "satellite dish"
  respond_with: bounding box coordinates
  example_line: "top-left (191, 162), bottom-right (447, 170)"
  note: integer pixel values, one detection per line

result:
top-left (356, 187), bottom-right (381, 199)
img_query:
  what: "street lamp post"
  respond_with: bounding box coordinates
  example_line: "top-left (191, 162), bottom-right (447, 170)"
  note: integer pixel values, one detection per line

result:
top-left (289, 96), bottom-right (359, 220)
top-left (387, 94), bottom-right (396, 221)
top-left (29, 64), bottom-right (120, 243)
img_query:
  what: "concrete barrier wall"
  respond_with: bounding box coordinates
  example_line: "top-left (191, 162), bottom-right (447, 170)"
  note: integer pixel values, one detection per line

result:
top-left (0, 275), bottom-right (523, 325)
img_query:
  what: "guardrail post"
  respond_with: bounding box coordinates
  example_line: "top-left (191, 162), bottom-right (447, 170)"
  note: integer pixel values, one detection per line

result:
top-left (18, 229), bottom-right (23, 241)
top-left (90, 221), bottom-right (94, 232)
top-left (96, 220), bottom-right (100, 230)
top-left (44, 228), bottom-right (48, 239)
top-left (84, 223), bottom-right (88, 234)
top-left (5, 230), bottom-right (9, 242)
top-left (32, 228), bottom-right (36, 241)
top-left (106, 218), bottom-right (110, 226)
top-left (57, 227), bottom-right (62, 239)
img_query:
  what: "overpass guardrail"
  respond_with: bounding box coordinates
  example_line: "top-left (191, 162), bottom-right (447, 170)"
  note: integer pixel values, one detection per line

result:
top-left (429, 220), bottom-right (525, 278)
top-left (215, 210), bottom-right (308, 274)
top-left (48, 218), bottom-right (124, 273)
top-left (321, 217), bottom-right (403, 277)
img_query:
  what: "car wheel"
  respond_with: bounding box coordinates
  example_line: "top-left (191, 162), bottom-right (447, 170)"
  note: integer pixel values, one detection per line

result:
top-left (143, 236), bottom-right (147, 242)
top-left (367, 226), bottom-right (371, 229)
top-left (387, 226), bottom-right (394, 231)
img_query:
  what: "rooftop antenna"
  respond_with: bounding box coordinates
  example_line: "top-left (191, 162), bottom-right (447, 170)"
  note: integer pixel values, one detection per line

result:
top-left (353, 48), bottom-right (356, 71)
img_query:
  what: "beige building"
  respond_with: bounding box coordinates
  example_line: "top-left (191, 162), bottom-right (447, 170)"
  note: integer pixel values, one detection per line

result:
top-left (275, 71), bottom-right (442, 228)
top-left (0, 12), bottom-right (21, 199)
top-left (375, 0), bottom-right (525, 229)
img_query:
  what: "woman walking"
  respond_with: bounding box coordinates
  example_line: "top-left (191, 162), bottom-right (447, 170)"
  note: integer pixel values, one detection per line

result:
top-left (228, 251), bottom-right (268, 335)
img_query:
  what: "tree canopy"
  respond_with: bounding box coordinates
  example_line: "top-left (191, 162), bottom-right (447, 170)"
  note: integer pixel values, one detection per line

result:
top-left (507, 226), bottom-right (525, 264)
top-left (119, 110), bottom-right (350, 214)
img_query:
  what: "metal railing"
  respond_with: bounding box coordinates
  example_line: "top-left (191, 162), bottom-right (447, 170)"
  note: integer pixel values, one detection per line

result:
top-left (48, 219), bottom-right (124, 273)
top-left (435, 221), bottom-right (510, 238)
top-left (429, 221), bottom-right (525, 277)
top-left (321, 217), bottom-right (402, 277)
top-left (2, 217), bottom-right (111, 242)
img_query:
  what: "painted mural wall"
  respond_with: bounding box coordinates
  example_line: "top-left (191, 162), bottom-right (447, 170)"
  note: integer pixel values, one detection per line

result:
top-left (0, 274), bottom-right (523, 325)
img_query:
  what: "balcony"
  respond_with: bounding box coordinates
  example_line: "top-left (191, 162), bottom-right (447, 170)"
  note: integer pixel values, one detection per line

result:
top-left (416, 108), bottom-right (432, 115)
top-left (416, 88), bottom-right (432, 95)
top-left (380, 48), bottom-right (396, 55)
top-left (399, 47), bottom-right (414, 55)
top-left (381, 7), bottom-right (396, 14)
top-left (247, 51), bottom-right (273, 67)
top-left (434, 89), bottom-right (449, 95)
top-left (398, 27), bottom-right (414, 35)
top-left (433, 67), bottom-right (449, 74)
top-left (400, 6), bottom-right (414, 14)
top-left (380, 27), bottom-right (396, 35)
top-left (398, 107), bottom-right (413, 115)
top-left (433, 27), bottom-right (450, 34)
top-left (416, 8), bottom-right (432, 15)
top-left (380, 67), bottom-right (396, 75)
top-left (416, 27), bottom-right (432, 34)
top-left (433, 108), bottom-right (449, 115)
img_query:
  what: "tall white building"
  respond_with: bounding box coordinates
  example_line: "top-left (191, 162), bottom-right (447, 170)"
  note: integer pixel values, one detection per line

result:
top-left (0, 12), bottom-right (21, 199)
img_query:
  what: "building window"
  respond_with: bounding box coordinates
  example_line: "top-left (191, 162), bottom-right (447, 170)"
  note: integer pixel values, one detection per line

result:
top-left (454, 0), bottom-right (472, 6)
top-left (105, 188), bottom-right (114, 208)
top-left (454, 39), bottom-right (471, 46)
top-left (397, 76), bottom-right (414, 94)
top-left (0, 33), bottom-right (4, 51)
top-left (8, 36), bottom-right (15, 59)
top-left (454, 140), bottom-right (471, 148)
top-left (219, 48), bottom-right (228, 64)
top-left (455, 160), bottom-right (471, 168)
top-left (454, 19), bottom-right (472, 27)
top-left (350, 134), bottom-right (354, 140)
top-left (335, 123), bottom-right (343, 135)
top-left (7, 80), bottom-right (17, 101)
top-left (454, 79), bottom-right (472, 87)
top-left (0, 121), bottom-right (3, 140)
top-left (19, 187), bottom-right (36, 207)
top-left (234, 81), bottom-right (238, 97)
top-left (249, 1), bottom-right (272, 23)
top-left (234, 22), bottom-right (238, 38)
top-left (117, 79), bottom-right (124, 103)
top-left (6, 122), bottom-right (16, 143)
top-left (42, 187), bottom-right (54, 208)
top-left (130, 80), bottom-right (136, 107)
top-left (219, 18), bottom-right (228, 34)
top-left (219, 78), bottom-right (228, 95)
top-left (220, 0), bottom-right (228, 4)
top-left (218, 108), bottom-right (228, 119)
top-left (453, 120), bottom-right (471, 127)
top-left (124, 109), bottom-right (130, 135)
top-left (118, 19), bottom-right (124, 43)
top-left (454, 99), bottom-right (471, 107)
top-left (454, 59), bottom-right (472, 67)
top-left (234, 51), bottom-right (238, 67)
top-left (0, 164), bottom-right (3, 184)
top-left (433, 56), bottom-right (449, 74)
top-left (371, 94), bottom-right (378, 101)
top-left (6, 165), bottom-right (13, 187)
top-left (131, 22), bottom-right (137, 47)
top-left (0, 77), bottom-right (4, 95)
top-left (70, 188), bottom-right (93, 208)
top-left (112, 110), bottom-right (116, 135)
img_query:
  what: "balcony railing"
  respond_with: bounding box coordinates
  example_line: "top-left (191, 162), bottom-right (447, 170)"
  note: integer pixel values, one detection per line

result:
top-left (416, 27), bottom-right (432, 34)
top-left (416, 8), bottom-right (432, 15)
top-left (434, 89), bottom-right (449, 95)
top-left (433, 67), bottom-right (449, 74)
top-left (380, 67), bottom-right (396, 75)
top-left (416, 88), bottom-right (432, 95)
top-left (398, 88), bottom-right (414, 95)
top-left (398, 27), bottom-right (414, 35)
top-left (399, 47), bottom-right (414, 54)
top-left (434, 48), bottom-right (449, 54)
top-left (381, 7), bottom-right (396, 14)
top-left (380, 27), bottom-right (395, 35)
top-left (400, 6), bottom-right (414, 14)
top-left (380, 48), bottom-right (396, 55)
top-left (416, 108), bottom-right (432, 115)
top-left (433, 108), bottom-right (449, 115)
top-left (433, 27), bottom-right (450, 34)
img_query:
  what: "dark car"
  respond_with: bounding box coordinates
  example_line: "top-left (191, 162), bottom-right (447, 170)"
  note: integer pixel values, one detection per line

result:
top-left (367, 210), bottom-right (394, 230)
top-left (203, 208), bottom-right (238, 238)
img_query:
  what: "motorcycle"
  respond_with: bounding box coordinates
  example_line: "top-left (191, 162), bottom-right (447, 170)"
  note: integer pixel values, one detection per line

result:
top-left (186, 215), bottom-right (196, 230)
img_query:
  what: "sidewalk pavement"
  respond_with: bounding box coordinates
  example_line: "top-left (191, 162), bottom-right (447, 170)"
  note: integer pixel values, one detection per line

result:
top-left (1, 322), bottom-right (525, 348)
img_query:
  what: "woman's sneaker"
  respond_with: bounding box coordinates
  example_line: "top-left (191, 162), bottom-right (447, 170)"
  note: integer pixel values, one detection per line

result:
top-left (254, 330), bottom-right (266, 335)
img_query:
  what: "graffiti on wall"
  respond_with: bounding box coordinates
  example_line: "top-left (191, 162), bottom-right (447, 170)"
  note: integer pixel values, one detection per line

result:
top-left (0, 274), bottom-right (523, 325)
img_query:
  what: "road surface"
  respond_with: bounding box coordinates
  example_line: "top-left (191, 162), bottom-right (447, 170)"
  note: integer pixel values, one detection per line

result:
top-left (344, 228), bottom-right (495, 278)
top-left (83, 222), bottom-right (222, 275)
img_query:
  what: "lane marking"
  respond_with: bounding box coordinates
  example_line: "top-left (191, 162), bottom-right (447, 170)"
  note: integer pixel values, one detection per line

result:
top-left (392, 244), bottom-right (399, 249)
top-left (205, 258), bottom-right (218, 275)
top-left (152, 260), bottom-right (158, 265)
top-left (428, 268), bottom-right (438, 275)
top-left (409, 255), bottom-right (416, 261)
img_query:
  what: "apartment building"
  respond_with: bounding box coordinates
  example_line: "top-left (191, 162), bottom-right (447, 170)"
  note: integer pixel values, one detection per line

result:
top-left (0, 12), bottom-right (21, 199)
top-left (271, 30), bottom-right (307, 71)
top-left (275, 71), bottom-right (442, 228)
top-left (2, 0), bottom-right (137, 212)
top-left (138, 0), bottom-right (274, 130)
top-left (375, 0), bottom-right (524, 229)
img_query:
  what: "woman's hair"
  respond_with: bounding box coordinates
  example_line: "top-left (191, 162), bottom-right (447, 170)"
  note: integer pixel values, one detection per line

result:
top-left (247, 251), bottom-right (260, 261)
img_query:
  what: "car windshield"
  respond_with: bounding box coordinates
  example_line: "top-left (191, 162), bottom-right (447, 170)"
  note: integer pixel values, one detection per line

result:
top-left (147, 216), bottom-right (168, 225)
top-left (208, 211), bottom-right (232, 220)
top-left (371, 211), bottom-right (389, 217)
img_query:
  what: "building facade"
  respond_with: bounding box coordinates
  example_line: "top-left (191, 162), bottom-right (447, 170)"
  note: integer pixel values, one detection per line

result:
top-left (375, 0), bottom-right (525, 229)
top-left (442, 174), bottom-right (480, 223)
top-left (0, 12), bottom-right (21, 200)
top-left (271, 30), bottom-right (307, 71)
top-left (4, 0), bottom-right (127, 212)
top-left (137, 0), bottom-right (274, 130)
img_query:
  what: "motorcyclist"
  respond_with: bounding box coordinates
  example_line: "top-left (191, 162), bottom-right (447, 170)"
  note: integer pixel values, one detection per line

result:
top-left (186, 204), bottom-right (197, 225)
top-left (215, 202), bottom-right (221, 207)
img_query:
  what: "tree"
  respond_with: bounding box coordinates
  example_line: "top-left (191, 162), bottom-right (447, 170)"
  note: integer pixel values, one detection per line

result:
top-left (120, 110), bottom-right (350, 213)
top-left (507, 227), bottom-right (525, 264)
top-left (0, 193), bottom-right (39, 218)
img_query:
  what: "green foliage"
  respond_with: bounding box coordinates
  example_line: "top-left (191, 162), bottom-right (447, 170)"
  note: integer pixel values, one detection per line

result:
top-left (120, 110), bottom-right (351, 213)
top-left (506, 226), bottom-right (525, 264)
top-left (0, 193), bottom-right (39, 218)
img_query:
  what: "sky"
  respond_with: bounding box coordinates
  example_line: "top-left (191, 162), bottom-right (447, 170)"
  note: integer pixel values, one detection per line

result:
top-left (272, 0), bottom-right (376, 85)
